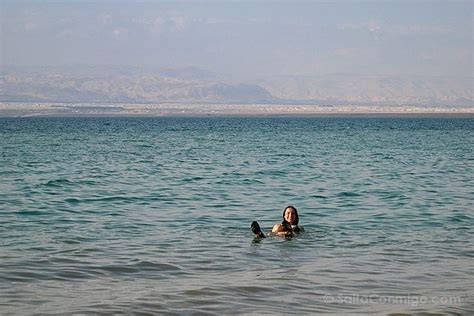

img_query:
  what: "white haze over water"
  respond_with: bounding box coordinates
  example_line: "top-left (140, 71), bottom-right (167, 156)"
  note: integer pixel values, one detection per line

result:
top-left (1, 0), bottom-right (473, 79)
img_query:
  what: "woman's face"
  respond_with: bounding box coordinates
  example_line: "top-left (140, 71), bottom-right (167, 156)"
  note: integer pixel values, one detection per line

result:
top-left (284, 208), bottom-right (297, 225)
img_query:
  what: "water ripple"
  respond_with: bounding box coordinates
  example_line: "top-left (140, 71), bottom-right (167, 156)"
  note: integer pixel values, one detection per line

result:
top-left (0, 117), bottom-right (472, 314)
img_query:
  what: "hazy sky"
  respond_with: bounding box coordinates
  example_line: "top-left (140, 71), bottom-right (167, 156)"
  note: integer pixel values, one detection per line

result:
top-left (1, 0), bottom-right (473, 78)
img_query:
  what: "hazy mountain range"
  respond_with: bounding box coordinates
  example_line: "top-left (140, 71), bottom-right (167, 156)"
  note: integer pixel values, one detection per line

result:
top-left (1, 65), bottom-right (472, 106)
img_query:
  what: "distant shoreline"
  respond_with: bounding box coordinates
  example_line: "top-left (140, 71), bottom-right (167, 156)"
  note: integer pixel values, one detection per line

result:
top-left (0, 102), bottom-right (472, 118)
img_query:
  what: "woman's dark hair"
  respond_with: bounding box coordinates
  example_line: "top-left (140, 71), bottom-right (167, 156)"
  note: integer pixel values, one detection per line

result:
top-left (282, 205), bottom-right (299, 226)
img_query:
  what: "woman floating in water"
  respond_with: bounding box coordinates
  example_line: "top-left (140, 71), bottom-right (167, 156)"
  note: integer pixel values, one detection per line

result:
top-left (251, 205), bottom-right (304, 238)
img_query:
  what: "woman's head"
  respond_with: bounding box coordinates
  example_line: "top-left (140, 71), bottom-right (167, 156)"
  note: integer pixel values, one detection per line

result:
top-left (282, 205), bottom-right (299, 225)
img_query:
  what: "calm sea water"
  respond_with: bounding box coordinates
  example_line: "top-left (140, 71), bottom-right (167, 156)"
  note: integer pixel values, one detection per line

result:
top-left (1, 116), bottom-right (473, 315)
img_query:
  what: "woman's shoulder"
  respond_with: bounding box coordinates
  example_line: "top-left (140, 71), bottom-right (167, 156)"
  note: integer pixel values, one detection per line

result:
top-left (271, 223), bottom-right (282, 233)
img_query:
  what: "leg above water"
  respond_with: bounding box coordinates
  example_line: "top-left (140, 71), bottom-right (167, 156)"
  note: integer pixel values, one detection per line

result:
top-left (251, 221), bottom-right (266, 238)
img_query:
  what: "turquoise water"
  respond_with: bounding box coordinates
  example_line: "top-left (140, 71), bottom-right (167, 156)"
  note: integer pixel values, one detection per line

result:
top-left (1, 116), bottom-right (473, 315)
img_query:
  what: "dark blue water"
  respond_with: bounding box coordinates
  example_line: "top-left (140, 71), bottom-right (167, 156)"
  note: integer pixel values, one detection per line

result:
top-left (1, 116), bottom-right (473, 315)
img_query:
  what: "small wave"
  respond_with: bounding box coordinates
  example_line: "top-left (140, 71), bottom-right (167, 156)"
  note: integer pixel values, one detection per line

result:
top-left (370, 153), bottom-right (395, 160)
top-left (134, 144), bottom-right (153, 148)
top-left (64, 196), bottom-right (151, 205)
top-left (1, 270), bottom-right (52, 282)
top-left (77, 179), bottom-right (97, 186)
top-left (16, 209), bottom-right (45, 216)
top-left (231, 285), bottom-right (274, 294)
top-left (44, 179), bottom-right (74, 187)
top-left (183, 287), bottom-right (222, 297)
top-left (379, 192), bottom-right (408, 200)
top-left (242, 178), bottom-right (264, 184)
top-left (181, 176), bottom-right (205, 182)
top-left (310, 194), bottom-right (328, 199)
top-left (449, 214), bottom-right (473, 223)
top-left (54, 269), bottom-right (104, 280)
top-left (133, 260), bottom-right (181, 271)
top-left (336, 191), bottom-right (362, 197)
top-left (255, 170), bottom-right (287, 176)
top-left (460, 250), bottom-right (474, 258)
top-left (64, 197), bottom-right (81, 204)
top-left (95, 261), bottom-right (182, 276)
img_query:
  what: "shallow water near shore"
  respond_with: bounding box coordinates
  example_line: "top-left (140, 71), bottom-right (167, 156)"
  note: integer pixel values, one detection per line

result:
top-left (1, 116), bottom-right (473, 315)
